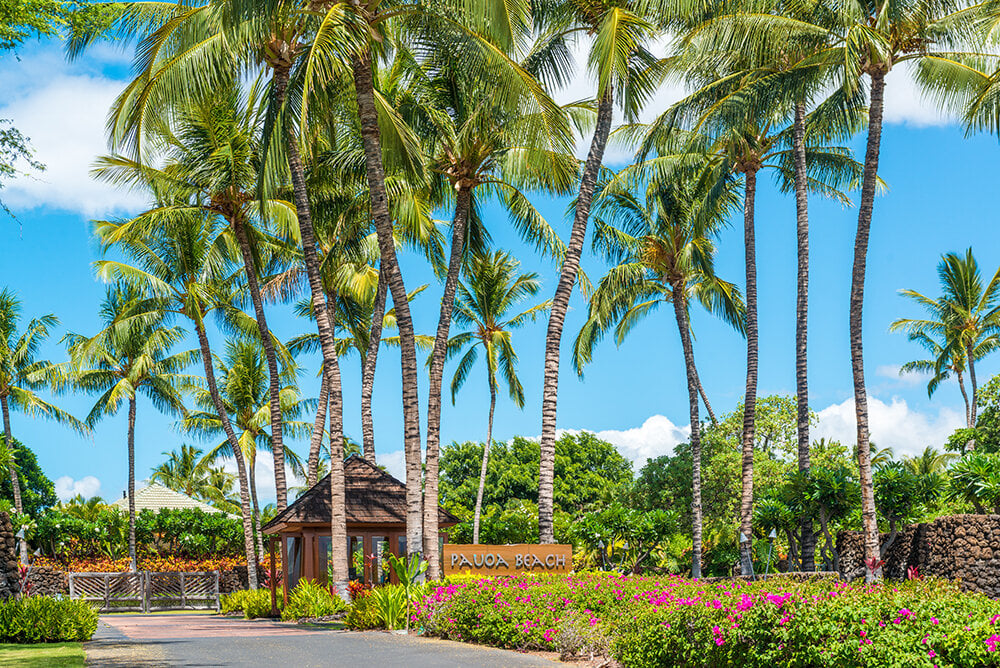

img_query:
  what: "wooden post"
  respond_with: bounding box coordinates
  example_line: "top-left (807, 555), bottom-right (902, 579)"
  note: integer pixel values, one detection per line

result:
top-left (268, 537), bottom-right (278, 617)
top-left (68, 574), bottom-right (75, 601)
top-left (180, 572), bottom-right (186, 609)
top-left (104, 573), bottom-right (110, 612)
top-left (303, 531), bottom-right (315, 582)
top-left (279, 535), bottom-right (289, 606)
top-left (213, 571), bottom-right (221, 612)
top-left (142, 572), bottom-right (149, 613)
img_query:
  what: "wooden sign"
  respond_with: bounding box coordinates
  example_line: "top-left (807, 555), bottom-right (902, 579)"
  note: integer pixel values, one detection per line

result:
top-left (443, 543), bottom-right (573, 575)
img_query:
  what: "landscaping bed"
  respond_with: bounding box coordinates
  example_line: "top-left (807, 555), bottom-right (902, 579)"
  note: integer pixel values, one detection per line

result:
top-left (414, 573), bottom-right (1000, 667)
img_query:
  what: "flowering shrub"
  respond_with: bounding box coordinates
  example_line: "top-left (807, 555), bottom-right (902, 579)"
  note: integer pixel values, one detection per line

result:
top-left (415, 573), bottom-right (1000, 666)
top-left (33, 555), bottom-right (251, 573)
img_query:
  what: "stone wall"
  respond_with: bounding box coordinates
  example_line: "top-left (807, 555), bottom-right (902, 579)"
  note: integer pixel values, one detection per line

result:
top-left (25, 566), bottom-right (67, 597)
top-left (838, 514), bottom-right (1000, 596)
top-left (0, 512), bottom-right (18, 599)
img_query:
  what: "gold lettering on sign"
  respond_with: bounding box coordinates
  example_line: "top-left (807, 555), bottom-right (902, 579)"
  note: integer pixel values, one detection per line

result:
top-left (443, 544), bottom-right (573, 576)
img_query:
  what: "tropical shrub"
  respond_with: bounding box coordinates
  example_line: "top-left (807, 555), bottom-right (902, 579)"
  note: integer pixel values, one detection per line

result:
top-left (344, 590), bottom-right (382, 630)
top-left (369, 585), bottom-right (408, 630)
top-left (415, 573), bottom-right (1000, 666)
top-left (0, 596), bottom-right (98, 643)
top-left (281, 580), bottom-right (347, 621)
top-left (220, 589), bottom-right (278, 619)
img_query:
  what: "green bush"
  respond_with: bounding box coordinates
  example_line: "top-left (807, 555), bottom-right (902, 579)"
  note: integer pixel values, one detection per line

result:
top-left (0, 596), bottom-right (97, 643)
top-left (281, 580), bottom-right (346, 621)
top-left (345, 591), bottom-right (383, 630)
top-left (220, 588), bottom-right (279, 619)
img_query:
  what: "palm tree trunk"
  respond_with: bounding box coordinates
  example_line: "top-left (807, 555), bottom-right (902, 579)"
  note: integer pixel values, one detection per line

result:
top-left (473, 378), bottom-right (497, 545)
top-left (697, 379), bottom-right (717, 425)
top-left (424, 186), bottom-right (472, 577)
top-left (192, 317), bottom-right (258, 589)
top-left (792, 102), bottom-right (816, 573)
top-left (539, 91), bottom-right (614, 544)
top-left (127, 396), bottom-right (137, 572)
top-left (324, 297), bottom-right (345, 472)
top-left (351, 52), bottom-right (423, 558)
top-left (851, 70), bottom-right (886, 582)
top-left (248, 451), bottom-right (265, 560)
top-left (957, 369), bottom-right (972, 429)
top-left (0, 396), bottom-right (23, 515)
top-left (307, 372), bottom-right (329, 488)
top-left (361, 266), bottom-right (387, 463)
top-left (671, 287), bottom-right (703, 578)
top-left (272, 63), bottom-right (348, 585)
top-left (967, 343), bottom-right (979, 427)
top-left (232, 218), bottom-right (287, 512)
top-left (739, 167), bottom-right (759, 576)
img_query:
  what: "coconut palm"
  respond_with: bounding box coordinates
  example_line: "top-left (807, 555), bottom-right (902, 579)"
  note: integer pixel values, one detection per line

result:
top-left (93, 210), bottom-right (261, 588)
top-left (904, 447), bottom-right (958, 477)
top-left (891, 249), bottom-right (1000, 438)
top-left (181, 338), bottom-right (311, 558)
top-left (64, 284), bottom-right (195, 571)
top-left (536, 0), bottom-right (667, 545)
top-left (150, 444), bottom-right (237, 509)
top-left (0, 288), bottom-right (86, 515)
top-left (445, 251), bottom-right (550, 544)
top-left (572, 173), bottom-right (745, 576)
top-left (91, 74), bottom-right (299, 513)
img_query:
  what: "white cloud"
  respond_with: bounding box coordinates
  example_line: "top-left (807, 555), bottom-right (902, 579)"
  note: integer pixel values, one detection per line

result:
top-left (0, 73), bottom-right (147, 217)
top-left (561, 414), bottom-right (691, 467)
top-left (875, 364), bottom-right (932, 388)
top-left (815, 395), bottom-right (964, 458)
top-left (882, 65), bottom-right (956, 127)
top-left (379, 449), bottom-right (407, 482)
top-left (55, 475), bottom-right (101, 501)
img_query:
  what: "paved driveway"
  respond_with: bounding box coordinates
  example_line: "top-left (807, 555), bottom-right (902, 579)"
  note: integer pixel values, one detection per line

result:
top-left (86, 614), bottom-right (554, 667)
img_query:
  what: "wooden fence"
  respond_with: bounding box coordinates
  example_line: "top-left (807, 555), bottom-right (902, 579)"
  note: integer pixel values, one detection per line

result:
top-left (67, 571), bottom-right (220, 612)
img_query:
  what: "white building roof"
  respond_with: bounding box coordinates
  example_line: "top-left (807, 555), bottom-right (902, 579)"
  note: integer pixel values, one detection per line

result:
top-left (112, 483), bottom-right (235, 517)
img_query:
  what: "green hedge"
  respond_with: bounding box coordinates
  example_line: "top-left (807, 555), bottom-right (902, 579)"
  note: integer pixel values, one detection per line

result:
top-left (416, 573), bottom-right (1000, 667)
top-left (0, 597), bottom-right (97, 643)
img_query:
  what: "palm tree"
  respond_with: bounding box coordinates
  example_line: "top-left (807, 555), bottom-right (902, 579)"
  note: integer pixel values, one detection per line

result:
top-left (64, 285), bottom-right (194, 571)
top-left (896, 332), bottom-right (984, 429)
top-left (411, 48), bottom-right (577, 575)
top-left (572, 174), bottom-right (745, 576)
top-left (891, 249), bottom-right (1000, 439)
top-left (182, 338), bottom-right (311, 558)
top-left (0, 288), bottom-right (86, 515)
top-left (91, 75), bottom-right (299, 513)
top-left (536, 0), bottom-right (665, 545)
top-left (445, 251), bottom-right (550, 544)
top-left (150, 444), bottom-right (237, 509)
top-left (94, 211), bottom-right (261, 588)
top-left (903, 447), bottom-right (957, 477)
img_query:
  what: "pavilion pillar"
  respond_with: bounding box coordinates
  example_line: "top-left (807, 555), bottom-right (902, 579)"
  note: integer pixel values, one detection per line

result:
top-left (268, 536), bottom-right (278, 617)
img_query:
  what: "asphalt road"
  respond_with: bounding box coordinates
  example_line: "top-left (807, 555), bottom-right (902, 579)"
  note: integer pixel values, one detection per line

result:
top-left (86, 614), bottom-right (555, 667)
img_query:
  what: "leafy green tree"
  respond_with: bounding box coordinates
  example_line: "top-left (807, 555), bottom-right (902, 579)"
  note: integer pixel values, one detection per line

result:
top-left (572, 502), bottom-right (678, 574)
top-left (64, 284), bottom-right (194, 571)
top-left (573, 172), bottom-right (745, 576)
top-left (0, 437), bottom-right (55, 516)
top-left (445, 252), bottom-right (549, 543)
top-left (873, 462), bottom-right (921, 555)
top-left (150, 444), bottom-right (237, 510)
top-left (0, 287), bottom-right (85, 514)
top-left (948, 452), bottom-right (1000, 514)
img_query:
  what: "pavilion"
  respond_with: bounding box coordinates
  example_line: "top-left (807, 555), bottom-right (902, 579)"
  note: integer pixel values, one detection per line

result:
top-left (262, 454), bottom-right (458, 601)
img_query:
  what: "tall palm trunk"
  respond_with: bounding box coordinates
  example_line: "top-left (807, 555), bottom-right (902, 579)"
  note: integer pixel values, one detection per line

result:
top-left (127, 396), bottom-right (137, 572)
top-left (739, 167), bottom-right (759, 576)
top-left (361, 267), bottom-right (387, 463)
top-left (696, 379), bottom-right (716, 424)
top-left (272, 63), bottom-right (348, 585)
top-left (248, 451), bottom-right (265, 560)
top-left (539, 91), bottom-right (614, 544)
top-left (672, 288), bottom-right (703, 577)
top-left (851, 70), bottom-right (886, 582)
top-left (967, 343), bottom-right (979, 427)
top-left (193, 318), bottom-right (258, 588)
top-left (425, 186), bottom-right (472, 577)
top-left (307, 373), bottom-right (329, 488)
top-left (351, 52), bottom-right (423, 558)
top-left (233, 219), bottom-right (287, 511)
top-left (325, 298), bottom-right (345, 472)
top-left (957, 369), bottom-right (972, 429)
top-left (792, 103), bottom-right (815, 572)
top-left (0, 397), bottom-right (23, 515)
top-left (473, 377), bottom-right (497, 545)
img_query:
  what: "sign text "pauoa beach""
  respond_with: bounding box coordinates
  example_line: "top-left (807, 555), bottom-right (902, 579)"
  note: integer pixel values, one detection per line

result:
top-left (442, 544), bottom-right (573, 575)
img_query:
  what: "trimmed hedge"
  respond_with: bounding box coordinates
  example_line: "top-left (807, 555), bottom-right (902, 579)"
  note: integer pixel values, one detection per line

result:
top-left (415, 573), bottom-right (1000, 667)
top-left (0, 596), bottom-right (98, 643)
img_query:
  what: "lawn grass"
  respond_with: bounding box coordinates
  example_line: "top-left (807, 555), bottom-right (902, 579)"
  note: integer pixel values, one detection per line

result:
top-left (0, 642), bottom-right (85, 667)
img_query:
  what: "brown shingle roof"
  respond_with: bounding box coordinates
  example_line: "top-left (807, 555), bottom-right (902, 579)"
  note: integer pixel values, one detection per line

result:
top-left (262, 455), bottom-right (458, 533)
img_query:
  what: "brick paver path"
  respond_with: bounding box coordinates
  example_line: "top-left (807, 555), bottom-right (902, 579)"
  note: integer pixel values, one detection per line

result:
top-left (86, 614), bottom-right (554, 667)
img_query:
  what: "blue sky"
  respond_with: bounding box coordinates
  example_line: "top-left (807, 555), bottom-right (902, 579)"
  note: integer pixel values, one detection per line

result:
top-left (0, 39), bottom-right (991, 504)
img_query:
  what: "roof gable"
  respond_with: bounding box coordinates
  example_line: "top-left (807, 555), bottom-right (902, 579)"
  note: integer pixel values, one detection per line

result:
top-left (112, 483), bottom-right (234, 517)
